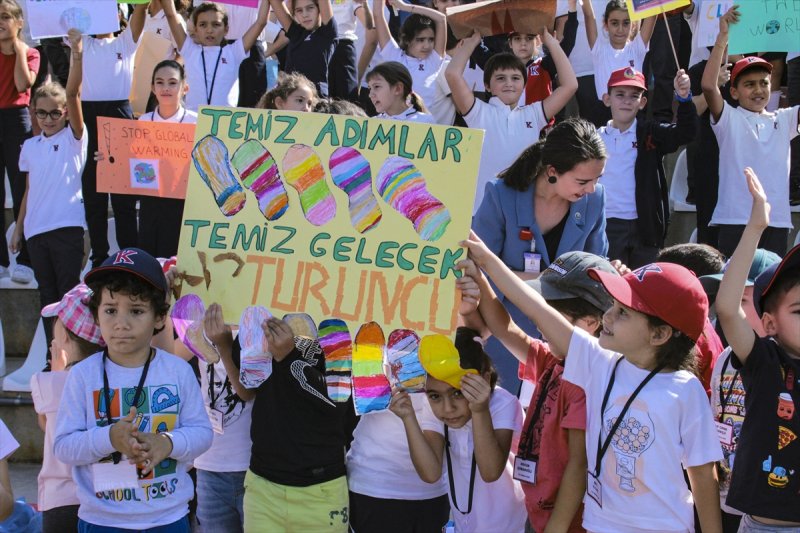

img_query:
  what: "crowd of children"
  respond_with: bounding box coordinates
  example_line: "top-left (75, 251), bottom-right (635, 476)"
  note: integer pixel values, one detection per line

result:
top-left (0, 0), bottom-right (799, 531)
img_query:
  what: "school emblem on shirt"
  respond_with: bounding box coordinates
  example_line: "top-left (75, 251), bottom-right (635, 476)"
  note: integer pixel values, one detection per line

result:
top-left (632, 141), bottom-right (638, 149)
top-left (529, 65), bottom-right (540, 76)
top-left (418, 64), bottom-right (424, 71)
top-left (526, 122), bottom-right (533, 129)
top-left (156, 28), bottom-right (162, 34)
top-left (633, 264), bottom-right (662, 281)
top-left (221, 58), bottom-right (228, 65)
top-left (116, 53), bottom-right (123, 61)
top-left (52, 145), bottom-right (59, 152)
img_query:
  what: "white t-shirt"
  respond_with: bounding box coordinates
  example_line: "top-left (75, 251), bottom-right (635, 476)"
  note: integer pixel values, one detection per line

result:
top-left (591, 34), bottom-right (649, 99)
top-left (19, 125), bottom-right (88, 240)
top-left (82, 30), bottom-right (139, 102)
top-left (464, 98), bottom-right (547, 212)
top-left (556, 0), bottom-right (606, 77)
top-left (432, 58), bottom-right (456, 126)
top-left (563, 329), bottom-right (723, 533)
top-left (0, 419), bottom-right (19, 460)
top-left (181, 38), bottom-right (249, 111)
top-left (711, 103), bottom-right (799, 228)
top-left (332, 0), bottom-right (359, 41)
top-left (347, 394), bottom-right (448, 500)
top-left (598, 119), bottom-right (638, 219)
top-left (138, 106), bottom-right (198, 124)
top-left (143, 9), bottom-right (186, 59)
top-left (420, 387), bottom-right (527, 533)
top-left (379, 40), bottom-right (447, 122)
top-left (377, 106), bottom-right (437, 124)
top-left (191, 0), bottom-right (270, 42)
top-left (31, 371), bottom-right (80, 511)
top-left (356, 6), bottom-right (389, 89)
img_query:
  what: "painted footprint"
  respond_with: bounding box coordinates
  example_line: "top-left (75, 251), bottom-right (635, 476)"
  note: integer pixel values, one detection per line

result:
top-left (328, 147), bottom-right (382, 233)
top-left (239, 306), bottom-right (273, 388)
top-left (171, 295), bottom-right (220, 363)
top-left (319, 319), bottom-right (353, 402)
top-left (282, 144), bottom-right (336, 225)
top-left (352, 322), bottom-right (391, 415)
top-left (386, 330), bottom-right (425, 392)
top-left (192, 135), bottom-right (247, 217)
top-left (376, 157), bottom-right (451, 241)
top-left (231, 140), bottom-right (289, 221)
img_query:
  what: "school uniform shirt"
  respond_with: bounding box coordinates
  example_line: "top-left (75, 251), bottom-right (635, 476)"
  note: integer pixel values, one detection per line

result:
top-left (53, 349), bottom-right (213, 530)
top-left (347, 394), bottom-right (447, 500)
top-left (18, 125), bottom-right (88, 240)
top-left (139, 106), bottom-right (198, 124)
top-left (376, 107), bottom-right (437, 124)
top-left (433, 58), bottom-right (457, 126)
top-left (420, 387), bottom-right (527, 533)
top-left (563, 328), bottom-right (723, 532)
top-left (598, 119), bottom-right (638, 220)
top-left (379, 40), bottom-right (446, 121)
top-left (591, 34), bottom-right (648, 100)
top-left (0, 46), bottom-right (39, 108)
top-left (31, 371), bottom-right (80, 511)
top-left (709, 347), bottom-right (746, 516)
top-left (727, 336), bottom-right (800, 522)
top-left (82, 30), bottom-right (139, 102)
top-left (556, 0), bottom-right (606, 77)
top-left (0, 419), bottom-right (19, 459)
top-left (285, 19), bottom-right (338, 97)
top-left (332, 0), bottom-right (358, 41)
top-left (143, 9), bottom-right (187, 59)
top-left (711, 102), bottom-right (799, 229)
top-left (182, 38), bottom-right (249, 111)
top-left (464, 98), bottom-right (548, 212)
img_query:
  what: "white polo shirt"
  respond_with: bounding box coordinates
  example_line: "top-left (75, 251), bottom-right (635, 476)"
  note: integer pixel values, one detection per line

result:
top-left (143, 9), bottom-right (186, 59)
top-left (464, 98), bottom-right (547, 212)
top-left (591, 34), bottom-right (648, 99)
top-left (711, 102), bottom-right (799, 228)
top-left (598, 119), bottom-right (638, 219)
top-left (19, 125), bottom-right (88, 240)
top-left (377, 106), bottom-right (437, 124)
top-left (82, 30), bottom-right (139, 102)
top-left (139, 106), bottom-right (198, 124)
top-left (556, 0), bottom-right (606, 77)
top-left (181, 38), bottom-right (249, 111)
top-left (379, 40), bottom-right (446, 121)
top-left (432, 59), bottom-right (456, 126)
top-left (332, 0), bottom-right (358, 41)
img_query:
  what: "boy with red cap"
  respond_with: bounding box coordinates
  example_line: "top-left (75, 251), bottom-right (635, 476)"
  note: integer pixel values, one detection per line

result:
top-left (702, 6), bottom-right (799, 257)
top-left (597, 65), bottom-right (696, 268)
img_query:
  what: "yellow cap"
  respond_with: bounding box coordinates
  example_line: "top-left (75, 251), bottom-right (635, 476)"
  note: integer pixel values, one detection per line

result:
top-left (419, 334), bottom-right (477, 389)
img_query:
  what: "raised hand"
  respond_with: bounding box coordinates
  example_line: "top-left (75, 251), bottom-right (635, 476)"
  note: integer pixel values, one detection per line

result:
top-left (460, 373), bottom-right (490, 413)
top-left (744, 167), bottom-right (770, 231)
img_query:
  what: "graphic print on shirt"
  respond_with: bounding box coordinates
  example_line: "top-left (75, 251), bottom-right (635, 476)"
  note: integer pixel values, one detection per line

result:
top-left (603, 402), bottom-right (655, 493)
top-left (716, 370), bottom-right (745, 482)
top-left (206, 364), bottom-right (246, 426)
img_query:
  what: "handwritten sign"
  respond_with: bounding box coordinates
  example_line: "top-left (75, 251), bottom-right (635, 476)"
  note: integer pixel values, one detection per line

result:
top-left (696, 0), bottom-right (734, 47)
top-left (729, 0), bottom-right (800, 54)
top-left (26, 0), bottom-right (119, 40)
top-left (177, 107), bottom-right (483, 340)
top-left (626, 0), bottom-right (690, 21)
top-left (97, 117), bottom-right (195, 199)
top-left (447, 0), bottom-right (557, 39)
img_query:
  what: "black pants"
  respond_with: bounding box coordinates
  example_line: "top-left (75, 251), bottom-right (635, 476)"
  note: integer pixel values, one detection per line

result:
top-left (238, 40), bottom-right (267, 108)
top-left (138, 196), bottom-right (185, 259)
top-left (0, 107), bottom-right (32, 267)
top-left (81, 100), bottom-right (138, 267)
top-left (575, 74), bottom-right (610, 128)
top-left (43, 505), bottom-right (80, 533)
top-left (28, 226), bottom-right (84, 311)
top-left (329, 39), bottom-right (358, 101)
top-left (349, 491), bottom-right (450, 533)
top-left (717, 225), bottom-right (789, 258)
top-left (606, 218), bottom-right (660, 269)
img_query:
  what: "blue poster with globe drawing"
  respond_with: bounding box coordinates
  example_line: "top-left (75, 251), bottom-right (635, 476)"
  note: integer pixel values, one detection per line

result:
top-left (729, 0), bottom-right (800, 54)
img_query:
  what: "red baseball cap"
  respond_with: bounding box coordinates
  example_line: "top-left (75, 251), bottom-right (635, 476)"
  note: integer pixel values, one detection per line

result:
top-left (607, 67), bottom-right (647, 91)
top-left (731, 56), bottom-right (773, 85)
top-left (588, 262), bottom-right (708, 342)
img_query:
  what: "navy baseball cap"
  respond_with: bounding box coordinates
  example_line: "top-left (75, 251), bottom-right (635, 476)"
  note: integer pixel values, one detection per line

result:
top-left (753, 244), bottom-right (800, 317)
top-left (84, 248), bottom-right (168, 295)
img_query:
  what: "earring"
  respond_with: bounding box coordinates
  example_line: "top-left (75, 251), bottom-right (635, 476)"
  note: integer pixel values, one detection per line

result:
top-left (548, 174), bottom-right (557, 184)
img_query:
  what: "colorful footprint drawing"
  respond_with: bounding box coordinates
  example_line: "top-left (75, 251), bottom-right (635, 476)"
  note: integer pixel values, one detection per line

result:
top-left (352, 322), bottom-right (391, 415)
top-left (328, 147), bottom-right (382, 233)
top-left (192, 135), bottom-right (247, 217)
top-left (376, 157), bottom-right (451, 241)
top-left (386, 330), bottom-right (425, 392)
top-left (231, 140), bottom-right (289, 221)
top-left (282, 144), bottom-right (336, 225)
top-left (239, 306), bottom-right (273, 388)
top-left (171, 295), bottom-right (220, 363)
top-left (319, 319), bottom-right (353, 402)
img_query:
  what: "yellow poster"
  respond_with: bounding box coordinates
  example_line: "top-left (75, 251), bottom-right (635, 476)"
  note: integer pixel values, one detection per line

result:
top-left (177, 107), bottom-right (483, 338)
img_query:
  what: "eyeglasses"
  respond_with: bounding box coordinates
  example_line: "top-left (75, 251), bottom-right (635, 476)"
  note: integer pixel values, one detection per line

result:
top-left (34, 109), bottom-right (64, 120)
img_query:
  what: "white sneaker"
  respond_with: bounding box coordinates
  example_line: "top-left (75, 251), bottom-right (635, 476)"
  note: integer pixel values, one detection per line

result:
top-left (0, 265), bottom-right (9, 279)
top-left (11, 264), bottom-right (34, 284)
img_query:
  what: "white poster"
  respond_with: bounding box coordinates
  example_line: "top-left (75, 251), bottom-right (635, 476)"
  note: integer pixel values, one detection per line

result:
top-left (26, 0), bottom-right (120, 40)
top-left (696, 0), bottom-right (733, 48)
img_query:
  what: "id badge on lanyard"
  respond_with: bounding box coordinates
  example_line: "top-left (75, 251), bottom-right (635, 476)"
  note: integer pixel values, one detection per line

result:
top-left (513, 457), bottom-right (537, 484)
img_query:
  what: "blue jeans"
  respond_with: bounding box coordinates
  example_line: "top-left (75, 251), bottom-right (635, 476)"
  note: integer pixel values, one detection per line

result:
top-left (77, 516), bottom-right (189, 532)
top-left (738, 515), bottom-right (800, 533)
top-left (196, 469), bottom-right (246, 533)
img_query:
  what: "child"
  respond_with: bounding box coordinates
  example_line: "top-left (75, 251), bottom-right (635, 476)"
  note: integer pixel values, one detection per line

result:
top-left (53, 248), bottom-right (213, 530)
top-left (582, 0), bottom-right (655, 114)
top-left (256, 71), bottom-right (318, 112)
top-left (367, 61), bottom-right (436, 123)
top-left (328, 0), bottom-right (371, 100)
top-left (598, 66), bottom-right (697, 268)
top-left (716, 169), bottom-right (800, 530)
top-left (389, 327), bottom-right (527, 533)
top-left (447, 30), bottom-right (578, 212)
top-left (143, 0), bottom-right (189, 60)
top-left (463, 231), bottom-right (723, 532)
top-left (10, 29), bottom-right (86, 324)
top-left (0, 0), bottom-right (38, 283)
top-left (163, 0), bottom-right (269, 110)
top-left (372, 0), bottom-right (447, 120)
top-left (702, 6), bottom-right (799, 257)
top-left (462, 251), bottom-right (618, 533)
top-left (31, 284), bottom-right (104, 533)
top-left (268, 0), bottom-right (337, 98)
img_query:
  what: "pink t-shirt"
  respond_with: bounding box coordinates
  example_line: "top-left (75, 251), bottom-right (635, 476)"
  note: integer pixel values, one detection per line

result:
top-left (30, 371), bottom-right (80, 511)
top-left (517, 339), bottom-right (586, 533)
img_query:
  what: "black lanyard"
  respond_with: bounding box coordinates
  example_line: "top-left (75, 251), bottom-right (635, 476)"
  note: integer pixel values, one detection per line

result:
top-left (518, 365), bottom-right (556, 459)
top-left (444, 425), bottom-right (477, 515)
top-left (102, 348), bottom-right (153, 463)
top-left (201, 47), bottom-right (223, 105)
top-left (594, 357), bottom-right (665, 478)
top-left (717, 353), bottom-right (740, 415)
